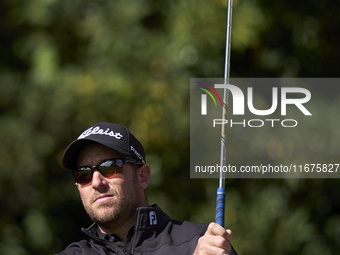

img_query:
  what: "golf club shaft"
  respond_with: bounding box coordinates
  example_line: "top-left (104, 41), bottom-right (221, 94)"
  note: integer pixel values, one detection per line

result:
top-left (215, 0), bottom-right (233, 227)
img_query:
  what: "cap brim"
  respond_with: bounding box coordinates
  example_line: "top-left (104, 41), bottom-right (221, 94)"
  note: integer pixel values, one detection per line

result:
top-left (62, 138), bottom-right (130, 170)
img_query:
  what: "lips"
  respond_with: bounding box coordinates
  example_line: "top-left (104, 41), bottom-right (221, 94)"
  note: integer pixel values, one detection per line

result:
top-left (94, 194), bottom-right (114, 203)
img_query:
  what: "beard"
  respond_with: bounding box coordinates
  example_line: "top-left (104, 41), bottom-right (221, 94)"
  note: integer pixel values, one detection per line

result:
top-left (83, 176), bottom-right (142, 230)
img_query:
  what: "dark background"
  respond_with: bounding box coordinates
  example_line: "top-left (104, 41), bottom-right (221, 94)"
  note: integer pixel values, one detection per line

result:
top-left (0, 0), bottom-right (339, 254)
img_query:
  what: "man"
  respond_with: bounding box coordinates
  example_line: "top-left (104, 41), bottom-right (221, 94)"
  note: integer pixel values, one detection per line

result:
top-left (56, 122), bottom-right (237, 255)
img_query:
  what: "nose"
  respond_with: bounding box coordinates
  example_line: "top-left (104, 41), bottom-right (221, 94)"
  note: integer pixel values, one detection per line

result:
top-left (91, 170), bottom-right (108, 189)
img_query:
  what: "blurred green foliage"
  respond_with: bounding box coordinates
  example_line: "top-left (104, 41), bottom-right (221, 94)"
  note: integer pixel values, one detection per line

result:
top-left (0, 0), bottom-right (339, 254)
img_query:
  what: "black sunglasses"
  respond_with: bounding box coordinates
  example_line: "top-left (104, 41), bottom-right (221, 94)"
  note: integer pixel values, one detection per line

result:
top-left (72, 157), bottom-right (142, 185)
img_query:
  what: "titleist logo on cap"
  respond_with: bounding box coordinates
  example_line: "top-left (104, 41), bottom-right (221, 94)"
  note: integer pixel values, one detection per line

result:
top-left (78, 126), bottom-right (123, 140)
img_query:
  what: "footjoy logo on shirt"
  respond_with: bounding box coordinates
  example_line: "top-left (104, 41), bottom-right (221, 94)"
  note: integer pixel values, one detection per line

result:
top-left (78, 126), bottom-right (124, 140)
top-left (149, 211), bottom-right (157, 226)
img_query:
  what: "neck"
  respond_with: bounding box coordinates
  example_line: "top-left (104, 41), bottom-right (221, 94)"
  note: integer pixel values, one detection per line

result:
top-left (98, 215), bottom-right (135, 241)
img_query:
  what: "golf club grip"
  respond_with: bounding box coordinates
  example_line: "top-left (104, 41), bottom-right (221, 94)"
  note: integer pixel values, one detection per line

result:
top-left (215, 187), bottom-right (225, 227)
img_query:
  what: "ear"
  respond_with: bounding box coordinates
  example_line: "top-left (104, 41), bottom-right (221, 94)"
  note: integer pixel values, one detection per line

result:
top-left (137, 164), bottom-right (151, 190)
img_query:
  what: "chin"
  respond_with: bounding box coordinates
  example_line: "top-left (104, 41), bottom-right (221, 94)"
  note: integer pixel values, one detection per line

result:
top-left (91, 208), bottom-right (116, 223)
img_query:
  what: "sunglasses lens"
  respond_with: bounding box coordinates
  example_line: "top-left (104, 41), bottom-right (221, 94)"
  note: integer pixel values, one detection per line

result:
top-left (99, 159), bottom-right (124, 179)
top-left (74, 167), bottom-right (93, 184)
